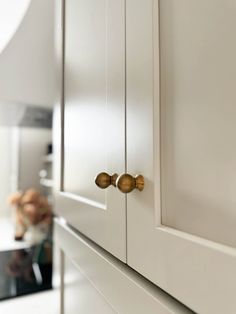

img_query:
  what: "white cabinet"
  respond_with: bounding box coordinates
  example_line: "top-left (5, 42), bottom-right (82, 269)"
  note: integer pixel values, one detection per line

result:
top-left (55, 0), bottom-right (126, 261)
top-left (63, 253), bottom-right (116, 314)
top-left (126, 1), bottom-right (236, 313)
top-left (55, 0), bottom-right (236, 313)
top-left (55, 218), bottom-right (192, 314)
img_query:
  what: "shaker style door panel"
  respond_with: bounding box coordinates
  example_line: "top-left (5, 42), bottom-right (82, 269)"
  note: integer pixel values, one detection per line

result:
top-left (55, 0), bottom-right (126, 261)
top-left (127, 0), bottom-right (236, 313)
top-left (160, 0), bottom-right (236, 248)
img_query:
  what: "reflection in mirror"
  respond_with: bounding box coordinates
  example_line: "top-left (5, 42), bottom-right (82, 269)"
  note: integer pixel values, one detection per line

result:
top-left (0, 105), bottom-right (54, 300)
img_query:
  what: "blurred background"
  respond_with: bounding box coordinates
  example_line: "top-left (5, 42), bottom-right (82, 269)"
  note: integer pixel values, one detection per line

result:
top-left (0, 1), bottom-right (59, 312)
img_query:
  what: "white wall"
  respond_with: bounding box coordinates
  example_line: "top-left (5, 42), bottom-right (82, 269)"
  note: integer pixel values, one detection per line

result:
top-left (0, 0), bottom-right (55, 107)
top-left (0, 0), bottom-right (31, 53)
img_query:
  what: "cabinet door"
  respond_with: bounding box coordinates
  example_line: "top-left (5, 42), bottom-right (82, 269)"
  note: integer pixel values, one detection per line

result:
top-left (127, 0), bottom-right (236, 313)
top-left (55, 0), bottom-right (126, 261)
top-left (64, 255), bottom-right (116, 314)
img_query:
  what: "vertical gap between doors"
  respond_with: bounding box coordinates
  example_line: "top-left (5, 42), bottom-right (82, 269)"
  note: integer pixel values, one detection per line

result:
top-left (124, 0), bottom-right (128, 263)
top-left (60, 0), bottom-right (66, 192)
top-left (157, 0), bottom-right (163, 226)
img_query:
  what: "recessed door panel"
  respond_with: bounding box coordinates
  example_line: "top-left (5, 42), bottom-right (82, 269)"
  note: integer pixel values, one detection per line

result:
top-left (160, 0), bottom-right (236, 247)
top-left (64, 0), bottom-right (110, 206)
top-left (127, 0), bottom-right (236, 312)
top-left (55, 0), bottom-right (126, 261)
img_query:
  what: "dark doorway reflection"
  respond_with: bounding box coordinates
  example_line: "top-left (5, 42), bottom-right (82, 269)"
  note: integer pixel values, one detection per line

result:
top-left (0, 241), bottom-right (52, 301)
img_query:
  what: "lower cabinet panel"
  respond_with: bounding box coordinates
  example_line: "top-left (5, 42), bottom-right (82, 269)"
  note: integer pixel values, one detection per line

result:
top-left (64, 255), bottom-right (115, 314)
top-left (54, 218), bottom-right (193, 314)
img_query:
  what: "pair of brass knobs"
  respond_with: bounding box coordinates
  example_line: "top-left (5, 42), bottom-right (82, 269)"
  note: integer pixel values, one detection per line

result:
top-left (95, 172), bottom-right (144, 194)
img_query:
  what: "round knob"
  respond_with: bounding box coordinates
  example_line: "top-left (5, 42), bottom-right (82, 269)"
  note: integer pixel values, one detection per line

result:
top-left (116, 174), bottom-right (144, 193)
top-left (95, 172), bottom-right (118, 189)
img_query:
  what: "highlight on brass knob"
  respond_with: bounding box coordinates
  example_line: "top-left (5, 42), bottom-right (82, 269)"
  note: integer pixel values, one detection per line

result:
top-left (116, 173), bottom-right (144, 194)
top-left (95, 172), bottom-right (118, 189)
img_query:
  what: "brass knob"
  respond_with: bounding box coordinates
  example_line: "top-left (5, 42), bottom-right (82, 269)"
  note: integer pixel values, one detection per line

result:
top-left (95, 172), bottom-right (118, 189)
top-left (116, 173), bottom-right (144, 194)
